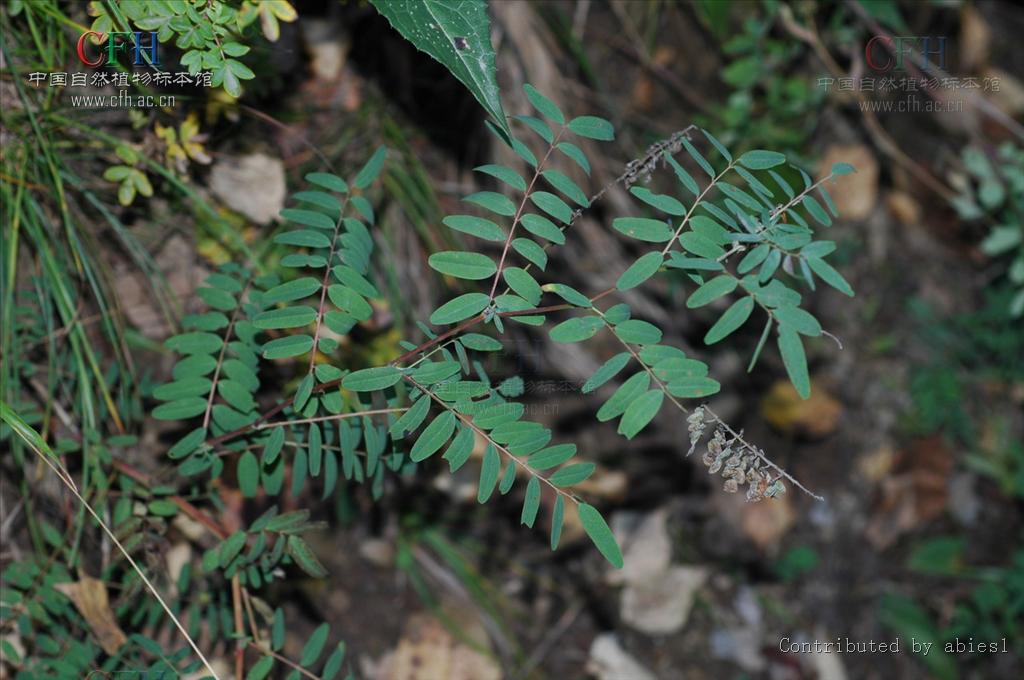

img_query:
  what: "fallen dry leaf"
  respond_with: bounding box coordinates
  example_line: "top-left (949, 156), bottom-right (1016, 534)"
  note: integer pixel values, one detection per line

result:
top-left (587, 634), bottom-right (657, 680)
top-left (608, 510), bottom-right (671, 586)
top-left (620, 566), bottom-right (708, 635)
top-left (209, 153), bottom-right (286, 224)
top-left (54, 577), bottom-right (127, 655)
top-left (760, 379), bottom-right (842, 438)
top-left (818, 145), bottom-right (879, 221)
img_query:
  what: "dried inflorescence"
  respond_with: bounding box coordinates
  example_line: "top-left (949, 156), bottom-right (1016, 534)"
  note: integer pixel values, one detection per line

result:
top-left (688, 410), bottom-right (787, 502)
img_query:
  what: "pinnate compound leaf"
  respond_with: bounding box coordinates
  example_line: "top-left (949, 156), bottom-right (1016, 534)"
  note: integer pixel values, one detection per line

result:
top-left (369, 0), bottom-right (510, 135)
top-left (342, 366), bottom-right (402, 391)
top-left (578, 503), bottom-right (624, 568)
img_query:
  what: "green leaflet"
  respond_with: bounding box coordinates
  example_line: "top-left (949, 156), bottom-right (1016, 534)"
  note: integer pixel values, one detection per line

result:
top-left (280, 208), bottom-right (336, 230)
top-left (583, 352), bottom-right (631, 393)
top-left (618, 389), bottom-right (664, 439)
top-left (629, 186), bottom-right (686, 216)
top-left (738, 150), bottom-right (787, 169)
top-left (306, 172), bottom-right (348, 193)
top-left (286, 535), bottom-right (328, 578)
top-left (550, 495), bottom-right (565, 550)
top-left (516, 114), bottom-right (553, 143)
top-left (152, 398), bottom-right (207, 420)
top-left (521, 477), bottom-right (541, 527)
top-left (683, 136), bottom-right (715, 178)
top-left (262, 334), bottom-right (314, 359)
top-left (597, 372), bottom-right (650, 421)
top-left (512, 238), bottom-right (547, 270)
top-left (389, 394), bottom-right (430, 437)
top-left (778, 326), bottom-right (811, 399)
top-left (704, 296), bottom-right (754, 344)
top-left (197, 286), bottom-right (236, 311)
top-left (529, 443), bottom-right (577, 470)
top-left (308, 423), bottom-right (323, 476)
top-left (443, 426), bottom-right (475, 472)
top-left (806, 257), bottom-right (854, 296)
top-left (666, 376), bottom-right (721, 398)
top-left (549, 316), bottom-right (603, 343)
top-left (430, 293), bottom-right (490, 325)
top-left (327, 285), bottom-right (373, 321)
top-left (503, 267), bottom-right (542, 306)
top-left (369, 0), bottom-right (510, 135)
top-left (773, 304), bottom-right (822, 336)
top-left (263, 426), bottom-right (285, 465)
top-left (410, 412), bottom-right (456, 462)
top-left (679, 232), bottom-right (726, 259)
top-left (165, 331), bottom-right (223, 355)
top-left (264, 277), bottom-right (321, 304)
top-left (803, 195), bottom-right (832, 227)
top-left (464, 191), bottom-right (516, 216)
top-left (300, 623), bottom-right (329, 666)
top-left (353, 146), bottom-right (388, 190)
top-left (499, 460), bottom-right (517, 494)
top-left (168, 427), bottom-right (208, 459)
top-left (530, 190), bottom-right (574, 223)
top-left (568, 115), bottom-right (614, 141)
top-left (153, 377), bottom-right (212, 401)
top-left (521, 213), bottom-right (565, 244)
top-left (665, 152), bottom-right (700, 196)
top-left (557, 142), bottom-right (591, 175)
top-left (548, 462), bottom-right (595, 486)
top-left (443, 215), bottom-right (506, 241)
top-left (254, 306), bottom-right (317, 330)
top-left (702, 128), bottom-right (733, 163)
top-left (524, 83), bottom-right (565, 124)
top-left (614, 319), bottom-right (662, 345)
top-left (342, 366), bottom-right (402, 391)
top-left (238, 451), bottom-right (259, 497)
top-left (478, 444), bottom-right (500, 503)
top-left (475, 164), bottom-right (526, 191)
top-left (613, 217), bottom-right (673, 243)
top-left (578, 503), bottom-right (624, 568)
top-left (738, 244), bottom-right (771, 274)
top-left (542, 170), bottom-right (589, 207)
top-left (428, 251), bottom-right (497, 280)
top-left (687, 275), bottom-right (737, 308)
top-left (616, 252), bottom-right (664, 290)
top-left (543, 283), bottom-right (590, 307)
top-left (275, 229), bottom-right (332, 249)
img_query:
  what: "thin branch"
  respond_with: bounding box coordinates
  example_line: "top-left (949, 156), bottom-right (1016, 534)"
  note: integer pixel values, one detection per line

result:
top-left (246, 642), bottom-right (323, 680)
top-left (203, 279), bottom-right (252, 430)
top-left (255, 407), bottom-right (407, 430)
top-left (308, 195), bottom-right (353, 375)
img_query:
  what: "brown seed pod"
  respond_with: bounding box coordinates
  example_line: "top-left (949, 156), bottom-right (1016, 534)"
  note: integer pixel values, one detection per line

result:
top-left (723, 478), bottom-right (739, 493)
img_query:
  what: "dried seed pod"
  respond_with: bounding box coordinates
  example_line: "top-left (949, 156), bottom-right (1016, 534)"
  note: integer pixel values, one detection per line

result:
top-left (765, 478), bottom-right (787, 498)
top-left (708, 457), bottom-right (723, 475)
top-left (702, 449), bottom-right (715, 467)
top-left (746, 480), bottom-right (764, 502)
top-left (724, 453), bottom-right (743, 470)
top-left (723, 478), bottom-right (739, 493)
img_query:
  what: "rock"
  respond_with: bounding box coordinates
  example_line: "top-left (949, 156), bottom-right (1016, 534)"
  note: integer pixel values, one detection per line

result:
top-left (586, 634), bottom-right (657, 680)
top-left (710, 626), bottom-right (765, 672)
top-left (819, 145), bottom-right (878, 221)
top-left (886, 191), bottom-right (921, 226)
top-left (209, 153), bottom-right (286, 224)
top-left (608, 509), bottom-right (671, 586)
top-left (359, 538), bottom-right (395, 567)
top-left (302, 18), bottom-right (347, 81)
top-left (375, 611), bottom-right (501, 680)
top-left (620, 565), bottom-right (707, 635)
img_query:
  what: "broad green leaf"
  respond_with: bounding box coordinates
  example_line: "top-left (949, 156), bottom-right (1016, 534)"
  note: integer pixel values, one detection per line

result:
top-left (443, 215), bottom-right (506, 241)
top-left (629, 186), bottom-right (686, 216)
top-left (679, 231), bottom-right (726, 260)
top-left (530, 191), bottom-right (574, 223)
top-left (460, 333), bottom-right (503, 351)
top-left (521, 476), bottom-right (541, 527)
top-left (613, 217), bottom-right (673, 243)
top-left (524, 83), bottom-right (565, 124)
top-left (369, 0), bottom-right (510, 135)
top-left (778, 326), bottom-right (810, 399)
top-left (549, 462), bottom-right (595, 486)
top-left (704, 296), bottom-right (754, 344)
top-left (618, 389), bottom-right (663, 439)
top-left (738, 150), bottom-right (786, 169)
top-left (806, 257), bottom-right (854, 296)
top-left (254, 306), bottom-right (317, 330)
top-left (280, 208), bottom-right (336, 230)
top-left (737, 244), bottom-right (771, 274)
top-left (616, 252), bottom-right (663, 290)
top-left (410, 412), bottom-right (456, 462)
top-left (568, 115), bottom-right (614, 141)
top-left (578, 503), bottom-right (623, 568)
top-left (521, 214), bottom-right (565, 244)
top-left (218, 380), bottom-right (256, 412)
top-left (342, 366), bottom-right (402, 391)
top-left (428, 251), bottom-right (496, 280)
top-left (512, 238), bottom-right (547, 269)
top-left (464, 191), bottom-right (516, 216)
top-left (478, 444), bottom-right (500, 503)
top-left (353, 146), bottom-right (388, 189)
top-left (327, 285), bottom-right (372, 320)
top-left (687, 275), bottom-right (737, 308)
top-left (262, 334), bottom-right (314, 359)
top-left (614, 319), bottom-right (662, 345)
top-left (430, 293), bottom-right (490, 324)
top-left (275, 229), bottom-right (332, 249)
top-left (475, 164), bottom-right (526, 191)
top-left (238, 451), bottom-right (259, 497)
top-left (294, 190), bottom-right (343, 216)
